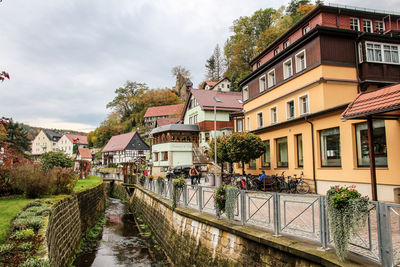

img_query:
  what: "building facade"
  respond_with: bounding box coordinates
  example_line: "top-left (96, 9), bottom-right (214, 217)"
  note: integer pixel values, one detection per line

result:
top-left (202, 77), bottom-right (231, 91)
top-left (31, 130), bottom-right (62, 156)
top-left (57, 134), bottom-right (88, 157)
top-left (234, 4), bottom-right (400, 201)
top-left (143, 104), bottom-right (184, 127)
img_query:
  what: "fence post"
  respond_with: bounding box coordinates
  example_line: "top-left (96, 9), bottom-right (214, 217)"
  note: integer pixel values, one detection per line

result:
top-left (169, 181), bottom-right (173, 201)
top-left (240, 190), bottom-right (246, 225)
top-left (198, 186), bottom-right (203, 213)
top-left (273, 193), bottom-right (281, 237)
top-left (319, 196), bottom-right (329, 250)
top-left (183, 184), bottom-right (188, 207)
top-left (377, 202), bottom-right (393, 267)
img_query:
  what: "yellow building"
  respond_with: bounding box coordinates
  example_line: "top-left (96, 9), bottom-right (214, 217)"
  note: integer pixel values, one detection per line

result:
top-left (233, 5), bottom-right (400, 202)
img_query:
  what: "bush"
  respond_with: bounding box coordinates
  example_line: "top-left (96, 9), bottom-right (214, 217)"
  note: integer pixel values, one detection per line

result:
top-left (13, 217), bottom-right (43, 231)
top-left (0, 244), bottom-right (13, 255)
top-left (19, 257), bottom-right (51, 267)
top-left (18, 242), bottom-right (33, 251)
top-left (107, 163), bottom-right (117, 168)
top-left (39, 151), bottom-right (73, 170)
top-left (48, 167), bottom-right (78, 195)
top-left (25, 206), bottom-right (51, 217)
top-left (13, 229), bottom-right (35, 240)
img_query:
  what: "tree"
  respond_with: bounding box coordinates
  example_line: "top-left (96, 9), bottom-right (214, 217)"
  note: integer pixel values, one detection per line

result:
top-left (40, 151), bottom-right (74, 170)
top-left (0, 71), bottom-right (10, 82)
top-left (171, 66), bottom-right (191, 100)
top-left (226, 132), bottom-right (265, 175)
top-left (1, 119), bottom-right (30, 156)
top-left (205, 44), bottom-right (226, 81)
top-left (208, 136), bottom-right (232, 174)
top-left (286, 0), bottom-right (311, 16)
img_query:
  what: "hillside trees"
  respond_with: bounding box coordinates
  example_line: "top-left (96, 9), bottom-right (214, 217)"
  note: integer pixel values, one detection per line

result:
top-left (205, 44), bottom-right (225, 81)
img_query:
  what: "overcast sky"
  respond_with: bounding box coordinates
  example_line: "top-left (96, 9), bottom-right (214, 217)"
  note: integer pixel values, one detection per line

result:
top-left (0, 0), bottom-right (397, 132)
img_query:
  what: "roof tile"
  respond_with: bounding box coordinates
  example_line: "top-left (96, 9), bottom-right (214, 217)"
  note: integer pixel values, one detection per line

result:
top-left (143, 104), bottom-right (183, 118)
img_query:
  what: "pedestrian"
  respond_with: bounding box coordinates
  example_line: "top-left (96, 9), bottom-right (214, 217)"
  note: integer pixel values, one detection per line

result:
top-left (166, 167), bottom-right (174, 182)
top-left (189, 165), bottom-right (199, 188)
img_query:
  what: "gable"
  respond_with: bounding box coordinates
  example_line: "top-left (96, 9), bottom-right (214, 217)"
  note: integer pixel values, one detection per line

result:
top-left (125, 133), bottom-right (150, 151)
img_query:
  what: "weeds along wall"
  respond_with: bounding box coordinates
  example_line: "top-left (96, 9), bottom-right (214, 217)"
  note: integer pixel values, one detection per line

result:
top-left (130, 185), bottom-right (372, 267)
top-left (45, 183), bottom-right (105, 267)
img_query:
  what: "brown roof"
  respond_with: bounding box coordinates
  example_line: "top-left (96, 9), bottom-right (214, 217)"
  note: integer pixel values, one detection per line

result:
top-left (102, 132), bottom-right (135, 152)
top-left (156, 118), bottom-right (180, 127)
top-left (65, 134), bottom-right (88, 145)
top-left (341, 84), bottom-right (400, 120)
top-left (143, 104), bottom-right (183, 118)
top-left (77, 148), bottom-right (92, 159)
top-left (191, 89), bottom-right (242, 111)
top-left (205, 81), bottom-right (217, 87)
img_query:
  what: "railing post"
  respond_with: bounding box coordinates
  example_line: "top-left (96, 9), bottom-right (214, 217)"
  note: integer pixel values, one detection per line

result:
top-left (198, 186), bottom-right (203, 212)
top-left (273, 192), bottom-right (281, 237)
top-left (319, 196), bottom-right (329, 250)
top-left (240, 190), bottom-right (246, 225)
top-left (169, 181), bottom-right (173, 200)
top-left (183, 184), bottom-right (188, 207)
top-left (377, 202), bottom-right (393, 267)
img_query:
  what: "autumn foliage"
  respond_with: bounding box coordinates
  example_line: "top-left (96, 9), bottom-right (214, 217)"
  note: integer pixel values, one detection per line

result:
top-left (0, 71), bottom-right (10, 82)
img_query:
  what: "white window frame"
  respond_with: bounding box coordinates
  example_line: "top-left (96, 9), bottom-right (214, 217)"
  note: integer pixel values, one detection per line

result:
top-left (363, 19), bottom-right (372, 33)
top-left (259, 74), bottom-right (267, 93)
top-left (365, 41), bottom-right (400, 64)
top-left (283, 58), bottom-right (293, 79)
top-left (267, 69), bottom-right (276, 88)
top-left (257, 112), bottom-right (263, 128)
top-left (257, 61), bottom-right (261, 68)
top-left (243, 86), bottom-right (249, 101)
top-left (246, 117), bottom-right (250, 132)
top-left (283, 40), bottom-right (290, 49)
top-left (350, 18), bottom-right (360, 31)
top-left (302, 25), bottom-right (310, 35)
top-left (295, 50), bottom-right (306, 73)
top-left (376, 21), bottom-right (385, 32)
top-left (286, 99), bottom-right (295, 120)
top-left (358, 42), bottom-right (363, 63)
top-left (274, 48), bottom-right (280, 56)
top-left (298, 93), bottom-right (309, 115)
top-left (270, 106), bottom-right (278, 125)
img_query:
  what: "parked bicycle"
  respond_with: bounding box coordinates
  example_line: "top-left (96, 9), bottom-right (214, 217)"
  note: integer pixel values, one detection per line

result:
top-left (287, 172), bottom-right (310, 194)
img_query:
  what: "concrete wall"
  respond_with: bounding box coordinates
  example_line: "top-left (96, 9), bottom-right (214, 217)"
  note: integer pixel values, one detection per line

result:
top-left (129, 185), bottom-right (372, 267)
top-left (45, 183), bottom-right (106, 267)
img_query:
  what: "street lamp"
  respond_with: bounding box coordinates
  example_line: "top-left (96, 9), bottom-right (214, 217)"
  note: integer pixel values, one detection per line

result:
top-left (213, 96), bottom-right (222, 187)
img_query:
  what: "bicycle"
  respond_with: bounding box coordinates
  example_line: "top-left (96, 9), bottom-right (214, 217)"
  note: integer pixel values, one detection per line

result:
top-left (274, 171), bottom-right (288, 193)
top-left (287, 172), bottom-right (310, 194)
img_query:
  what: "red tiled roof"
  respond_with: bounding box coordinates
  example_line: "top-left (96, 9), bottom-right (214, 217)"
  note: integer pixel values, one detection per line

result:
top-left (65, 134), bottom-right (88, 145)
top-left (205, 81), bottom-right (217, 87)
top-left (156, 117), bottom-right (180, 127)
top-left (143, 104), bottom-right (184, 118)
top-left (78, 148), bottom-right (92, 159)
top-left (342, 83), bottom-right (400, 120)
top-left (190, 89), bottom-right (243, 111)
top-left (102, 132), bottom-right (135, 152)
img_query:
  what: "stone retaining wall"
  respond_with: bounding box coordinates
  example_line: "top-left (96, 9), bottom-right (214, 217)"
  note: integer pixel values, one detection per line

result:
top-left (45, 183), bottom-right (105, 267)
top-left (131, 185), bottom-right (377, 267)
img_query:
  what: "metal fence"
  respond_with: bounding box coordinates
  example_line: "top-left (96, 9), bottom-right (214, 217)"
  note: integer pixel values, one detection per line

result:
top-left (142, 178), bottom-right (398, 267)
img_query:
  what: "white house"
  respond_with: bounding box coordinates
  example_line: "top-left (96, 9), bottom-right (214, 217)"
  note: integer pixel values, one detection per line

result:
top-left (57, 134), bottom-right (88, 157)
top-left (202, 77), bottom-right (231, 91)
top-left (31, 130), bottom-right (62, 156)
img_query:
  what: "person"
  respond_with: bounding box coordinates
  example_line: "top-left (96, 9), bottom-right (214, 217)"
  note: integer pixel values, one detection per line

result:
top-left (189, 165), bottom-right (199, 187)
top-left (166, 167), bottom-right (174, 182)
top-left (143, 169), bottom-right (148, 177)
top-left (258, 170), bottom-right (267, 190)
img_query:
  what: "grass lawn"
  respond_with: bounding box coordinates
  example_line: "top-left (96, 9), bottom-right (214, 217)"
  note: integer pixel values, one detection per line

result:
top-left (0, 197), bottom-right (33, 244)
top-left (73, 175), bottom-right (103, 192)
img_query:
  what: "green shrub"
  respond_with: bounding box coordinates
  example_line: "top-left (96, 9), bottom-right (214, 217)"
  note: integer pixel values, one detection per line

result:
top-left (39, 151), bottom-right (73, 170)
top-left (0, 243), bottom-right (13, 254)
top-left (13, 229), bottom-right (35, 240)
top-left (19, 257), bottom-right (51, 267)
top-left (9, 163), bottom-right (50, 198)
top-left (18, 242), bottom-right (33, 251)
top-left (16, 211), bottom-right (37, 219)
top-left (25, 205), bottom-right (51, 217)
top-left (25, 200), bottom-right (42, 208)
top-left (107, 163), bottom-right (117, 168)
top-left (13, 217), bottom-right (43, 231)
top-left (48, 167), bottom-right (78, 195)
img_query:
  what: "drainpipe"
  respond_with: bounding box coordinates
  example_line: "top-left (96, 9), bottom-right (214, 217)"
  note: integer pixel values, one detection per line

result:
top-left (355, 33), bottom-right (363, 93)
top-left (305, 117), bottom-right (317, 194)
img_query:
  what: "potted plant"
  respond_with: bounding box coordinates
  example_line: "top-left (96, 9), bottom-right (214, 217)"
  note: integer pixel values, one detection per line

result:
top-left (326, 185), bottom-right (369, 260)
top-left (215, 184), bottom-right (238, 220)
top-left (172, 176), bottom-right (186, 209)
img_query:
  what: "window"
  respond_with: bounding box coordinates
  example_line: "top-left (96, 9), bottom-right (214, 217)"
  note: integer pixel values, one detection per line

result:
top-left (295, 50), bottom-right (306, 73)
top-left (246, 117), bottom-right (250, 131)
top-left (193, 114), bottom-right (198, 124)
top-left (259, 75), bottom-right (267, 92)
top-left (276, 137), bottom-right (288, 168)
top-left (283, 40), bottom-right (290, 49)
top-left (162, 151), bottom-right (168, 161)
top-left (221, 84), bottom-right (224, 88)
top-left (270, 107), bottom-right (277, 124)
top-left (236, 119), bottom-right (243, 132)
top-left (286, 100), bottom-right (295, 119)
top-left (358, 42), bottom-right (363, 63)
top-left (356, 120), bottom-right (387, 167)
top-left (320, 127), bottom-right (341, 167)
top-left (363, 20), bottom-right (372, 33)
top-left (154, 152), bottom-right (159, 161)
top-left (227, 84), bottom-right (230, 88)
top-left (296, 134), bottom-right (303, 167)
top-left (299, 94), bottom-right (309, 115)
top-left (376, 21), bottom-right (385, 32)
top-left (189, 117), bottom-right (192, 124)
top-left (257, 112), bottom-right (263, 128)
top-left (243, 86), bottom-right (249, 101)
top-left (366, 42), bottom-right (399, 64)
top-left (205, 132), bottom-right (210, 142)
top-left (350, 18), bottom-right (360, 31)
top-left (262, 140), bottom-right (270, 168)
top-left (249, 159), bottom-right (256, 169)
top-left (302, 25), bottom-right (310, 35)
top-left (268, 69), bottom-right (276, 88)
top-left (283, 59), bottom-right (293, 79)
top-left (274, 48), bottom-right (280, 56)
top-left (257, 61), bottom-right (261, 68)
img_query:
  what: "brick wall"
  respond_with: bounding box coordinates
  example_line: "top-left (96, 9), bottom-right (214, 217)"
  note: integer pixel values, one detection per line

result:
top-left (45, 183), bottom-right (105, 267)
top-left (131, 186), bottom-right (374, 267)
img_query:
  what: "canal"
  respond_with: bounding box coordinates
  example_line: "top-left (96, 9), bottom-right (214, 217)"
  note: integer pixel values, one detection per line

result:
top-left (74, 197), bottom-right (168, 267)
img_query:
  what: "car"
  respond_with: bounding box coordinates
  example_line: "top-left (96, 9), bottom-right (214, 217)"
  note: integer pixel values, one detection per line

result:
top-left (173, 165), bottom-right (201, 178)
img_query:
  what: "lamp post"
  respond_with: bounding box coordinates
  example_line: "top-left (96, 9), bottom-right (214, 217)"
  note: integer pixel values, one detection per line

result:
top-left (214, 105), bottom-right (217, 185)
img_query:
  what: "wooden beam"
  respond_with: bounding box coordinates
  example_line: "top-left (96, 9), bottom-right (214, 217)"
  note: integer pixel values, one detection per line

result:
top-left (367, 116), bottom-right (377, 201)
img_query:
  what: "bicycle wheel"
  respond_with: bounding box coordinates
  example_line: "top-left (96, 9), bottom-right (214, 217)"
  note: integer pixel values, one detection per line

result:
top-left (279, 180), bottom-right (288, 193)
top-left (288, 180), bottom-right (297, 193)
top-left (296, 181), bottom-right (310, 194)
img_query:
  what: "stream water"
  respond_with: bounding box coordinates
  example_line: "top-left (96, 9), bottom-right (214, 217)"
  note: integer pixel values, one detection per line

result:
top-left (74, 197), bottom-right (165, 267)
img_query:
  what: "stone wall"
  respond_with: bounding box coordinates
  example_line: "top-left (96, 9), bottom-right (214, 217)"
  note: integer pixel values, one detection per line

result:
top-left (45, 183), bottom-right (105, 267)
top-left (131, 186), bottom-right (376, 267)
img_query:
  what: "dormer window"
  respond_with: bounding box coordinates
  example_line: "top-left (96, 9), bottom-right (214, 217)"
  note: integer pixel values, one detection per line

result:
top-left (283, 40), bottom-right (290, 49)
top-left (363, 20), bottom-right (372, 33)
top-left (257, 61), bottom-right (261, 68)
top-left (274, 48), bottom-right (280, 56)
top-left (376, 21), bottom-right (385, 32)
top-left (302, 25), bottom-right (310, 35)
